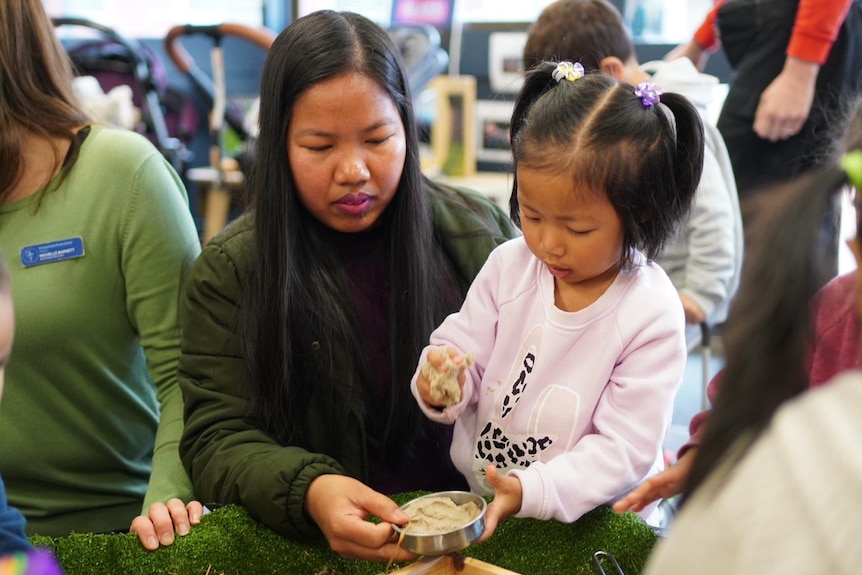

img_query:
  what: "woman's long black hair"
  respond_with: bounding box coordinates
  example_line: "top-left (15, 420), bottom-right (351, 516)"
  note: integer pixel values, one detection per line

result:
top-left (242, 10), bottom-right (456, 464)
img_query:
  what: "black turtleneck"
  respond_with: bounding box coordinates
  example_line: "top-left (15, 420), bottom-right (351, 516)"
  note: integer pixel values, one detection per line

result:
top-left (330, 223), bottom-right (467, 494)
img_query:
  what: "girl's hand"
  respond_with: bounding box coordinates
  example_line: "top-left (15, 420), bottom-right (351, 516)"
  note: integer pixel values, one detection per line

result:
top-left (611, 448), bottom-right (697, 513)
top-left (479, 465), bottom-right (522, 542)
top-left (416, 347), bottom-right (467, 407)
top-left (305, 474), bottom-right (418, 563)
top-left (130, 498), bottom-right (204, 551)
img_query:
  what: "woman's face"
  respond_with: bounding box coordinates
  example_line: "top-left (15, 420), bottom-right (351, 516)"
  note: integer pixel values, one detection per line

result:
top-left (287, 72), bottom-right (407, 233)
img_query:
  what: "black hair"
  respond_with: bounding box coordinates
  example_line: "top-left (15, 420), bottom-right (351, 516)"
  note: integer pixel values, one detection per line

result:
top-left (682, 166), bottom-right (851, 504)
top-left (242, 10), bottom-right (457, 464)
top-left (509, 64), bottom-right (704, 269)
top-left (682, 98), bottom-right (862, 504)
top-left (523, 0), bottom-right (635, 72)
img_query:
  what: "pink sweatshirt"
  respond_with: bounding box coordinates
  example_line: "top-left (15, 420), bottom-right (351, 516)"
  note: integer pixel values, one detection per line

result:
top-left (411, 238), bottom-right (687, 523)
top-left (682, 271), bottom-right (857, 455)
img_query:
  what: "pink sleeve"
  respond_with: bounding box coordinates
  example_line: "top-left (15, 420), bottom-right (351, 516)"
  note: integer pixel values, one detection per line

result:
top-left (808, 272), bottom-right (857, 386)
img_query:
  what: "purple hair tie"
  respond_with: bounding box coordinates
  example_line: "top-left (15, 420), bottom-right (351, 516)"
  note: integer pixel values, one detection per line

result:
top-left (634, 82), bottom-right (662, 107)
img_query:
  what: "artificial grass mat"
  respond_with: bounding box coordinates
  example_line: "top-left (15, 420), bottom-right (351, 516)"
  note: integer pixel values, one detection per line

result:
top-left (30, 493), bottom-right (658, 574)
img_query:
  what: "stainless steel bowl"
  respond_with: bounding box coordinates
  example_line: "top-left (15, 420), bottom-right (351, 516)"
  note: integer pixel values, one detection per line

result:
top-left (393, 491), bottom-right (487, 556)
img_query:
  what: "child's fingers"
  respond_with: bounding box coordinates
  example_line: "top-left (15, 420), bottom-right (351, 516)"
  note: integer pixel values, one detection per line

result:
top-left (426, 347), bottom-right (449, 368)
top-left (486, 465), bottom-right (514, 495)
top-left (477, 511), bottom-right (498, 543)
top-left (485, 465), bottom-right (499, 485)
top-left (446, 346), bottom-right (463, 363)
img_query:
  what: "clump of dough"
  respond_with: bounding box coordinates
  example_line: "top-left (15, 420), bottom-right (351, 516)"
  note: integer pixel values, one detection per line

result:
top-left (403, 496), bottom-right (482, 534)
top-left (421, 353), bottom-right (474, 406)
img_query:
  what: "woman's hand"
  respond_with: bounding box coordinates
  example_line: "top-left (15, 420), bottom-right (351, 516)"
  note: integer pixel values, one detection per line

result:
top-left (478, 465), bottom-right (522, 542)
top-left (612, 449), bottom-right (697, 513)
top-left (754, 56), bottom-right (818, 142)
top-left (129, 498), bottom-right (204, 551)
top-left (305, 474), bottom-right (418, 563)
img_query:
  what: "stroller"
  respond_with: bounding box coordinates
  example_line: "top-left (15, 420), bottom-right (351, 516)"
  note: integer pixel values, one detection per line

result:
top-left (164, 23), bottom-right (275, 242)
top-left (52, 17), bottom-right (198, 174)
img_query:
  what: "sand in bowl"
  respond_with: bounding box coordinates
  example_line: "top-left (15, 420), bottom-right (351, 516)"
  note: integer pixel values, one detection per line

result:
top-left (403, 495), bottom-right (482, 534)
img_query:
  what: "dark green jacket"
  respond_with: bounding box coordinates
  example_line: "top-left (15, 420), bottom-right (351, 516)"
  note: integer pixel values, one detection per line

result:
top-left (178, 180), bottom-right (518, 539)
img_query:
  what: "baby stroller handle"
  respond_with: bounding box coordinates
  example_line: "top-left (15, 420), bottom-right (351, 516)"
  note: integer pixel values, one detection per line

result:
top-left (164, 23), bottom-right (275, 140)
top-left (164, 23), bottom-right (275, 75)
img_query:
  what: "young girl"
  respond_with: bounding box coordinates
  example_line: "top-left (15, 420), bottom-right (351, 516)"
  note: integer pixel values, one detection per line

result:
top-left (412, 62), bottom-right (705, 537)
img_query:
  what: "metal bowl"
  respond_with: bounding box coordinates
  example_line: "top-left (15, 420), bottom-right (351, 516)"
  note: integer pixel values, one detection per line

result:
top-left (393, 491), bottom-right (487, 556)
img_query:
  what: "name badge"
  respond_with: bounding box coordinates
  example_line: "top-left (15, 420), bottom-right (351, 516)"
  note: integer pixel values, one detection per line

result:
top-left (20, 237), bottom-right (86, 268)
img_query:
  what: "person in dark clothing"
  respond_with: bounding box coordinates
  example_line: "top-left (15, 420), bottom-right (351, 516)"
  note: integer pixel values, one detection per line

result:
top-left (674, 0), bottom-right (862, 195)
top-left (670, 0), bottom-right (862, 276)
top-left (176, 10), bottom-right (519, 563)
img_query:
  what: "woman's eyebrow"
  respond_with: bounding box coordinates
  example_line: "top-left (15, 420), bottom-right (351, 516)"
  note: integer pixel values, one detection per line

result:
top-left (293, 120), bottom-right (395, 138)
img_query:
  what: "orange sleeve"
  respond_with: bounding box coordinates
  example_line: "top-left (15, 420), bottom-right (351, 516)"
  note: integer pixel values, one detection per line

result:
top-left (787, 0), bottom-right (852, 64)
top-left (693, 1), bottom-right (725, 51)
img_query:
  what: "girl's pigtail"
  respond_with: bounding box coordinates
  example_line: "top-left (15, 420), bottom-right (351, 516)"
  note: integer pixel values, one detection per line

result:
top-left (510, 62), bottom-right (558, 143)
top-left (509, 61), bottom-right (559, 224)
top-left (657, 92), bottom-right (704, 226)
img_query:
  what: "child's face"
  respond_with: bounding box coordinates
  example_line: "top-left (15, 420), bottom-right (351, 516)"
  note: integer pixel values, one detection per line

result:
top-left (0, 290), bottom-right (13, 403)
top-left (517, 167), bottom-right (624, 309)
top-left (287, 72), bottom-right (407, 234)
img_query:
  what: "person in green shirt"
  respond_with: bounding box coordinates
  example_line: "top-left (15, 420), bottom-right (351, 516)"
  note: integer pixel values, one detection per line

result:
top-left (0, 0), bottom-right (202, 550)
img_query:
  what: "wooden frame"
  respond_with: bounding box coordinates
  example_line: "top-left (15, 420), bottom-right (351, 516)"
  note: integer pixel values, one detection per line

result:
top-left (392, 555), bottom-right (521, 574)
top-left (424, 75), bottom-right (477, 177)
